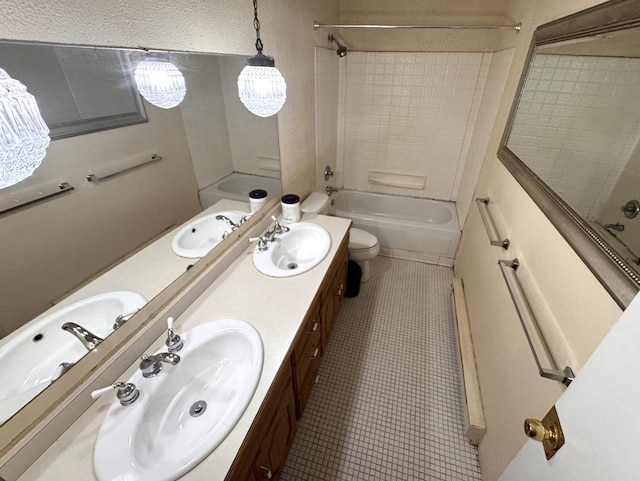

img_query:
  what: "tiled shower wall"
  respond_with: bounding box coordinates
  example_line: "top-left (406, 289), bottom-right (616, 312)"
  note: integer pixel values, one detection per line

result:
top-left (507, 54), bottom-right (640, 220)
top-left (338, 52), bottom-right (491, 202)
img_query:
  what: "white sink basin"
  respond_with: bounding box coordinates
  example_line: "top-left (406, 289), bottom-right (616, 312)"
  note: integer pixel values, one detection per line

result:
top-left (0, 291), bottom-right (146, 424)
top-left (252, 222), bottom-right (331, 277)
top-left (93, 318), bottom-right (263, 481)
top-left (171, 210), bottom-right (246, 258)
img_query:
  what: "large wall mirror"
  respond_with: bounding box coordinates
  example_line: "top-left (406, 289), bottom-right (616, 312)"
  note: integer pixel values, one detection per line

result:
top-left (498, 0), bottom-right (640, 309)
top-left (0, 41), bottom-right (281, 425)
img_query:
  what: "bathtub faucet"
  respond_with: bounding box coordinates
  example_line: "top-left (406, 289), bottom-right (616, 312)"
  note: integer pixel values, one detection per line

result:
top-left (326, 186), bottom-right (339, 194)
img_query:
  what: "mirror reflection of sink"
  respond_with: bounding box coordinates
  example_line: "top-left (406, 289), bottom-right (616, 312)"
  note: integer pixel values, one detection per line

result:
top-left (93, 318), bottom-right (263, 481)
top-left (253, 222), bottom-right (331, 277)
top-left (171, 210), bottom-right (247, 258)
top-left (0, 291), bottom-right (146, 424)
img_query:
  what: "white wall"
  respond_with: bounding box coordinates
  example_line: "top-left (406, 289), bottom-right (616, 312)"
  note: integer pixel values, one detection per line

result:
top-left (454, 0), bottom-right (624, 479)
top-left (456, 48), bottom-right (514, 225)
top-left (181, 54), bottom-right (281, 191)
top-left (180, 54), bottom-right (235, 190)
top-left (0, 101), bottom-right (199, 335)
top-left (219, 56), bottom-right (281, 178)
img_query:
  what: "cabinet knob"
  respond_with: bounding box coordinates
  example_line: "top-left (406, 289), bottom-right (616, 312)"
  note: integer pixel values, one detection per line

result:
top-left (307, 321), bottom-right (318, 334)
top-left (309, 347), bottom-right (320, 360)
top-left (259, 466), bottom-right (273, 479)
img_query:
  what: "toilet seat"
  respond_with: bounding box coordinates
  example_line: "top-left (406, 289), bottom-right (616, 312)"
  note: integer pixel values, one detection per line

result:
top-left (349, 228), bottom-right (380, 261)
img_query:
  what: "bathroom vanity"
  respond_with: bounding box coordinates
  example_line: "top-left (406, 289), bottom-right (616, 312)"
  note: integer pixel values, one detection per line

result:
top-left (16, 211), bottom-right (350, 481)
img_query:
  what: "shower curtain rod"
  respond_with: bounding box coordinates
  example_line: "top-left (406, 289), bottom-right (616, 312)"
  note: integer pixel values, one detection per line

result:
top-left (313, 21), bottom-right (521, 32)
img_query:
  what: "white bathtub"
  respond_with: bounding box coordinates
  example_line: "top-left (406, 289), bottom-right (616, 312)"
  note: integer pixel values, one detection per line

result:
top-left (199, 173), bottom-right (282, 209)
top-left (330, 190), bottom-right (461, 266)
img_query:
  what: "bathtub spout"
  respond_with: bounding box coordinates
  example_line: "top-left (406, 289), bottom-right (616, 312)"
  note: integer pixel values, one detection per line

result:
top-left (326, 186), bottom-right (339, 194)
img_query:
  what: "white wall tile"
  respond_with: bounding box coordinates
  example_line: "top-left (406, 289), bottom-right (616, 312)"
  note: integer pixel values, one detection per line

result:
top-left (338, 51), bottom-right (487, 201)
top-left (508, 55), bottom-right (640, 219)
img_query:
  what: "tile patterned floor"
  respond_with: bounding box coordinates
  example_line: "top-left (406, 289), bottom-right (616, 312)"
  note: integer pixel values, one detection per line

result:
top-left (281, 256), bottom-right (482, 481)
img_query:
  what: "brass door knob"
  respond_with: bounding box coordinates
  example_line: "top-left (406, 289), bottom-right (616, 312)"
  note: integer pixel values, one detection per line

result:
top-left (523, 405), bottom-right (565, 460)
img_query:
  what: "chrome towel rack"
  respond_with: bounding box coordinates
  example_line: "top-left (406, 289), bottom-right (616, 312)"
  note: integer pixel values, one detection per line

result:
top-left (313, 21), bottom-right (521, 32)
top-left (0, 181), bottom-right (74, 215)
top-left (87, 154), bottom-right (162, 183)
top-left (498, 258), bottom-right (575, 386)
top-left (476, 197), bottom-right (510, 249)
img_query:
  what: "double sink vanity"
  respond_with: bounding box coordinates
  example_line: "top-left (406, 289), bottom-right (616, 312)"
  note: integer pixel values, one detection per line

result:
top-left (13, 199), bottom-right (350, 481)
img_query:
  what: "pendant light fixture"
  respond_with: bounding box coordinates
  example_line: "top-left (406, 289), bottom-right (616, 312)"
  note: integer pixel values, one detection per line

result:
top-left (237, 0), bottom-right (286, 117)
top-left (134, 54), bottom-right (186, 109)
top-left (0, 68), bottom-right (51, 189)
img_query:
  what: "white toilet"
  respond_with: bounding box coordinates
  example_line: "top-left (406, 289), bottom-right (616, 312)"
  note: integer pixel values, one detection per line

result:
top-left (301, 192), bottom-right (380, 282)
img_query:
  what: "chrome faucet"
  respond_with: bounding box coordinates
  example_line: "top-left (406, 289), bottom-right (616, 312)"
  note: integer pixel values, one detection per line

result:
top-left (263, 216), bottom-right (290, 242)
top-left (326, 185), bottom-right (339, 194)
top-left (61, 322), bottom-right (104, 351)
top-left (113, 309), bottom-right (139, 330)
top-left (216, 214), bottom-right (240, 239)
top-left (250, 216), bottom-right (290, 251)
top-left (139, 352), bottom-right (180, 378)
top-left (51, 362), bottom-right (75, 381)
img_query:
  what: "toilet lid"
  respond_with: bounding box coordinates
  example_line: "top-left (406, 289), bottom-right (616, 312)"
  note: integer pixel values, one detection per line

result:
top-left (349, 228), bottom-right (378, 250)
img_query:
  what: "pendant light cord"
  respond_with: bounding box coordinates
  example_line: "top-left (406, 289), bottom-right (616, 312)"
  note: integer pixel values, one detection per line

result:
top-left (253, 0), bottom-right (264, 54)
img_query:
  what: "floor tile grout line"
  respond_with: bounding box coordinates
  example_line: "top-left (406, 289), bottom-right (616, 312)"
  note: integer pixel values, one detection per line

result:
top-left (281, 256), bottom-right (482, 481)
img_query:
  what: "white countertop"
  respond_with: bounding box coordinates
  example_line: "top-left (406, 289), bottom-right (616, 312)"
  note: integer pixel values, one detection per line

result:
top-left (18, 212), bottom-right (351, 481)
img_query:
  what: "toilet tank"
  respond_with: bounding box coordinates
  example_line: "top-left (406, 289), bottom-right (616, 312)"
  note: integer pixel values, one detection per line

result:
top-left (301, 192), bottom-right (330, 215)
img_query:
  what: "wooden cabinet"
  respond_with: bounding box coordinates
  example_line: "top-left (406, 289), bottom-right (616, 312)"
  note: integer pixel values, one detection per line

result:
top-left (251, 372), bottom-right (297, 480)
top-left (320, 246), bottom-right (348, 346)
top-left (294, 234), bottom-right (348, 417)
top-left (226, 367), bottom-right (297, 481)
top-left (225, 233), bottom-right (349, 481)
top-left (292, 296), bottom-right (323, 417)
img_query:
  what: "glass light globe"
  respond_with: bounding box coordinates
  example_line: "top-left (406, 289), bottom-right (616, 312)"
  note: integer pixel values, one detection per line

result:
top-left (237, 64), bottom-right (287, 118)
top-left (134, 59), bottom-right (186, 109)
top-left (0, 68), bottom-right (51, 189)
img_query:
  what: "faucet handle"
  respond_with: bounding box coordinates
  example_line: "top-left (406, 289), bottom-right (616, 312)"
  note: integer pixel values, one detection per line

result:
top-left (250, 236), bottom-right (269, 251)
top-left (165, 317), bottom-right (183, 352)
top-left (270, 215), bottom-right (289, 233)
top-left (51, 362), bottom-right (74, 382)
top-left (91, 382), bottom-right (140, 406)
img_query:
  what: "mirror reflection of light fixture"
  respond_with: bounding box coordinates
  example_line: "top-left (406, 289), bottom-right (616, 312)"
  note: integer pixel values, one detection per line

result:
top-left (237, 0), bottom-right (286, 117)
top-left (0, 68), bottom-right (51, 190)
top-left (134, 55), bottom-right (186, 109)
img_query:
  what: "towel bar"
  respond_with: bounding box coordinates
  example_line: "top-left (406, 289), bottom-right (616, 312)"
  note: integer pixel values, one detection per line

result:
top-left (498, 258), bottom-right (575, 386)
top-left (476, 197), bottom-right (509, 249)
top-left (0, 181), bottom-right (74, 215)
top-left (87, 154), bottom-right (162, 182)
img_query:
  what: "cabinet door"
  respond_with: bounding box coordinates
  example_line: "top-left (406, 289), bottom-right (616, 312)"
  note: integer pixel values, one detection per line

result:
top-left (252, 376), bottom-right (297, 481)
top-left (293, 298), bottom-right (322, 417)
top-left (322, 249), bottom-right (348, 343)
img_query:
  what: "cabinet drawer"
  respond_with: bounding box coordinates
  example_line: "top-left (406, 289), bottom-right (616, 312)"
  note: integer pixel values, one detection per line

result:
top-left (293, 325), bottom-right (321, 388)
top-left (297, 353), bottom-right (321, 416)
